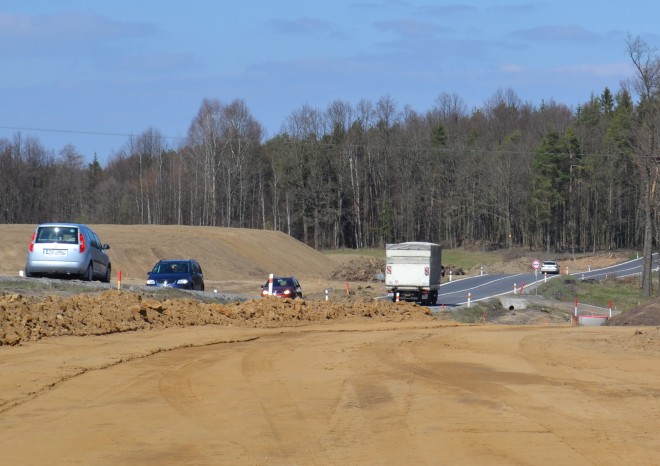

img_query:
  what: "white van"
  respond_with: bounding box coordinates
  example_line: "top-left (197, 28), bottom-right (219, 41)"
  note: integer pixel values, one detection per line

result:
top-left (25, 223), bottom-right (112, 282)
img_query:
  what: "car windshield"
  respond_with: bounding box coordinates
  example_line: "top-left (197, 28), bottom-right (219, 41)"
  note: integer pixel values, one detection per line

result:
top-left (263, 278), bottom-right (294, 287)
top-left (154, 262), bottom-right (189, 274)
top-left (35, 226), bottom-right (79, 244)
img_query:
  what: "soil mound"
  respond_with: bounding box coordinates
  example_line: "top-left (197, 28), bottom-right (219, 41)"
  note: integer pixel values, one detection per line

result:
top-left (606, 298), bottom-right (660, 326)
top-left (0, 224), bottom-right (335, 287)
top-left (330, 256), bottom-right (385, 282)
top-left (0, 290), bottom-right (433, 346)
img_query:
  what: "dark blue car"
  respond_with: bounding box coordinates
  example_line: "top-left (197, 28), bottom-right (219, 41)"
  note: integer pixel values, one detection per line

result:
top-left (146, 259), bottom-right (205, 291)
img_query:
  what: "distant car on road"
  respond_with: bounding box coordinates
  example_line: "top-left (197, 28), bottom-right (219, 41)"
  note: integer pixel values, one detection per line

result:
top-left (25, 223), bottom-right (111, 282)
top-left (540, 260), bottom-right (560, 274)
top-left (261, 276), bottom-right (303, 299)
top-left (146, 259), bottom-right (205, 291)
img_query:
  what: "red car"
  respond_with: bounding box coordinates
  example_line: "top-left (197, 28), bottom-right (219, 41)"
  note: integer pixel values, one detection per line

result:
top-left (261, 276), bottom-right (303, 299)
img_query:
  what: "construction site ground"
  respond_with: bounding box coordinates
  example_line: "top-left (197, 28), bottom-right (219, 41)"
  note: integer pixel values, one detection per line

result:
top-left (1, 224), bottom-right (660, 465)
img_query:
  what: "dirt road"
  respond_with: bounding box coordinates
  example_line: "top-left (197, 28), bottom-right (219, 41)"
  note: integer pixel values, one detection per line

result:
top-left (2, 322), bottom-right (659, 465)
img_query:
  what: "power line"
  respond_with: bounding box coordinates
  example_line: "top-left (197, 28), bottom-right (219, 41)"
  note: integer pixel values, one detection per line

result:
top-left (0, 125), bottom-right (186, 141)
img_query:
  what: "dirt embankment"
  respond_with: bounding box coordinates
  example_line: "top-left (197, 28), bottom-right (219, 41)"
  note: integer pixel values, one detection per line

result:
top-left (0, 224), bottom-right (337, 293)
top-left (0, 290), bottom-right (432, 346)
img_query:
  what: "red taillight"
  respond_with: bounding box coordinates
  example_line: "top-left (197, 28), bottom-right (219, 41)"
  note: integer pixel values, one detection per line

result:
top-left (29, 232), bottom-right (36, 252)
top-left (79, 232), bottom-right (86, 253)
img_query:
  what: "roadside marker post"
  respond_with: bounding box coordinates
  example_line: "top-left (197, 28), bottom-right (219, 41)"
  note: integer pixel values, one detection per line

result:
top-left (117, 270), bottom-right (122, 290)
top-left (535, 270), bottom-right (538, 294)
top-left (325, 289), bottom-right (329, 302)
top-left (268, 273), bottom-right (273, 296)
top-left (574, 296), bottom-right (578, 317)
top-left (513, 283), bottom-right (517, 295)
top-left (467, 292), bottom-right (472, 307)
top-left (395, 292), bottom-right (400, 302)
top-left (609, 299), bottom-right (613, 318)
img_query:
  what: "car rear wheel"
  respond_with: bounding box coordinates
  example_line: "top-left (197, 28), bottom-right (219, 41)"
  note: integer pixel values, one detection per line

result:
top-left (103, 265), bottom-right (111, 283)
top-left (83, 263), bottom-right (93, 282)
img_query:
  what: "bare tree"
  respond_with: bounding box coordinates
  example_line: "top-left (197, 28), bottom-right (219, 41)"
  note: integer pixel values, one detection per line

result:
top-left (626, 35), bottom-right (660, 296)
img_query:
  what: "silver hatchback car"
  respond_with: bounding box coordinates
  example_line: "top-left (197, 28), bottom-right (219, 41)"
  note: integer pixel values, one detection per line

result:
top-left (25, 223), bottom-right (112, 282)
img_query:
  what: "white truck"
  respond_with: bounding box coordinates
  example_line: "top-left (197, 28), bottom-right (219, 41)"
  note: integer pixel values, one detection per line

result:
top-left (385, 242), bottom-right (442, 305)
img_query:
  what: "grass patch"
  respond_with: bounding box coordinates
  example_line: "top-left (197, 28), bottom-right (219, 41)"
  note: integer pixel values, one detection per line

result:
top-left (442, 302), bottom-right (498, 323)
top-left (440, 299), bottom-right (571, 324)
top-left (442, 249), bottom-right (504, 269)
top-left (536, 275), bottom-right (651, 311)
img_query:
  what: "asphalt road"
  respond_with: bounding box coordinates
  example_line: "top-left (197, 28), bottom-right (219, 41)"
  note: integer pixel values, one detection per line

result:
top-left (433, 253), bottom-right (658, 307)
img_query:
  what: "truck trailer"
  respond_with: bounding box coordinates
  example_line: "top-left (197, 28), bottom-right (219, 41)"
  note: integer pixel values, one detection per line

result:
top-left (385, 242), bottom-right (442, 305)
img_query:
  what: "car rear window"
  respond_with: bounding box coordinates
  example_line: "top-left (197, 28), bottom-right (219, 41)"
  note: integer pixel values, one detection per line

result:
top-left (36, 226), bottom-right (79, 244)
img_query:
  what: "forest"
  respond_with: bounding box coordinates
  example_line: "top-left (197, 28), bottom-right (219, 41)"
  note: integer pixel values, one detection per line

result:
top-left (2, 38), bottom-right (659, 260)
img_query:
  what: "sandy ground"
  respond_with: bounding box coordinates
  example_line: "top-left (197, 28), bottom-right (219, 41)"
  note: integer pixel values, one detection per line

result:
top-left (2, 322), bottom-right (660, 465)
top-left (2, 224), bottom-right (660, 465)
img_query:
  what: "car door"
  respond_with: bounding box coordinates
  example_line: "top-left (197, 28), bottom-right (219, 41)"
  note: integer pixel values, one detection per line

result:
top-left (192, 261), bottom-right (203, 290)
top-left (88, 228), bottom-right (107, 276)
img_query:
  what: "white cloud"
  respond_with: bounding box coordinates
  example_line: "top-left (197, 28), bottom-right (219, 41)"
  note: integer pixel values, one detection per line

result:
top-left (95, 52), bottom-right (202, 74)
top-left (374, 18), bottom-right (452, 37)
top-left (0, 11), bottom-right (156, 41)
top-left (267, 17), bottom-right (343, 37)
top-left (555, 62), bottom-right (633, 77)
top-left (499, 63), bottom-right (526, 73)
top-left (508, 25), bottom-right (600, 42)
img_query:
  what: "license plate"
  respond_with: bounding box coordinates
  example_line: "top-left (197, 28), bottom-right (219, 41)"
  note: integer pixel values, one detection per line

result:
top-left (44, 249), bottom-right (66, 256)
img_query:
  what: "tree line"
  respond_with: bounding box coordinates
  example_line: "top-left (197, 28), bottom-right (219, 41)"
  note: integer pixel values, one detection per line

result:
top-left (2, 38), bottom-right (659, 263)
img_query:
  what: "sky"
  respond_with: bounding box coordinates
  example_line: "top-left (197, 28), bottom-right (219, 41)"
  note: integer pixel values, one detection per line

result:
top-left (2, 1), bottom-right (659, 165)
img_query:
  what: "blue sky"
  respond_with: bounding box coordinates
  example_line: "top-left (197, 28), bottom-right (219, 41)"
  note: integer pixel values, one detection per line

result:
top-left (2, 1), bottom-right (658, 164)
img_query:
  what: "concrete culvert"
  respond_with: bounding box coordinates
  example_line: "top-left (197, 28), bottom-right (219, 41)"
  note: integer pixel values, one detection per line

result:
top-left (500, 297), bottom-right (528, 310)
